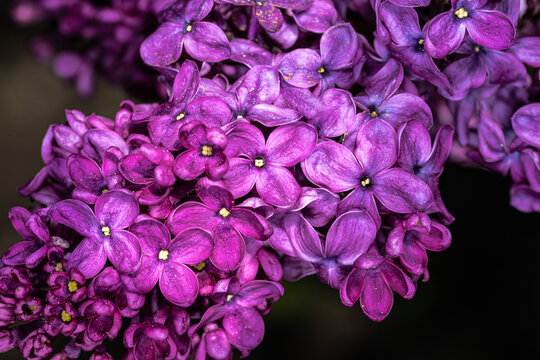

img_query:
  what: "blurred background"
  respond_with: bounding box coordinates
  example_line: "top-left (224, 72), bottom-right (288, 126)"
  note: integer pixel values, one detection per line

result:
top-left (1, 1), bottom-right (538, 359)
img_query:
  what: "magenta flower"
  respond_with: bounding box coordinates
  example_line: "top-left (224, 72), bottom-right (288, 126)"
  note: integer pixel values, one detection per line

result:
top-left (48, 190), bottom-right (141, 278)
top-left (141, 0), bottom-right (231, 66)
top-left (173, 121), bottom-right (229, 181)
top-left (223, 122), bottom-right (317, 207)
top-left (340, 253), bottom-right (416, 321)
top-left (189, 279), bottom-right (283, 353)
top-left (127, 219), bottom-right (213, 307)
top-left (168, 182), bottom-right (272, 271)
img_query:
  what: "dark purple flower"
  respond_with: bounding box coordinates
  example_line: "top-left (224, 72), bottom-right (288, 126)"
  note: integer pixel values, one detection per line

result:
top-left (19, 329), bottom-right (53, 359)
top-left (340, 252), bottom-right (416, 321)
top-left (78, 299), bottom-right (122, 350)
top-left (189, 279), bottom-right (283, 353)
top-left (120, 142), bottom-right (176, 205)
top-left (425, 0), bottom-right (516, 58)
top-left (293, 0), bottom-right (339, 34)
top-left (223, 122), bottom-right (317, 207)
top-left (168, 182), bottom-right (272, 271)
top-left (123, 321), bottom-right (177, 360)
top-left (43, 302), bottom-right (79, 337)
top-left (512, 103), bottom-right (540, 149)
top-left (141, 0), bottom-right (231, 66)
top-left (173, 121), bottom-right (229, 181)
top-left (286, 210), bottom-right (377, 288)
top-left (2, 207), bottom-right (51, 268)
top-left (303, 119), bottom-right (433, 225)
top-left (48, 190), bottom-right (141, 278)
top-left (386, 213), bottom-right (452, 275)
top-left (46, 268), bottom-right (87, 305)
top-left (67, 149), bottom-right (125, 204)
top-left (127, 219), bottom-right (213, 306)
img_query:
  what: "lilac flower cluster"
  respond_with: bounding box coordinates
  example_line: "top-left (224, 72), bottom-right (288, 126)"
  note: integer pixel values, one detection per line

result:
top-left (368, 0), bottom-right (540, 212)
top-left (10, 0), bottom-right (169, 97)
top-left (4, 0), bottom-right (539, 358)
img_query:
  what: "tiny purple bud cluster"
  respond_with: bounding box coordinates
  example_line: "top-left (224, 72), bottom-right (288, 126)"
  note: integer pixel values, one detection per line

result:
top-left (3, 0), bottom-right (539, 358)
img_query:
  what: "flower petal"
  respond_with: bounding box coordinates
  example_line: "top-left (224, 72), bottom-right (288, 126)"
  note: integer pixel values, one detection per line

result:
top-left (256, 165), bottom-right (302, 208)
top-left (49, 200), bottom-right (99, 237)
top-left (360, 270), bottom-right (394, 321)
top-left (278, 49), bottom-right (323, 88)
top-left (160, 263), bottom-right (199, 307)
top-left (398, 119), bottom-right (432, 172)
top-left (512, 104), bottom-right (540, 148)
top-left (284, 211), bottom-right (323, 262)
top-left (184, 21), bottom-right (231, 62)
top-left (373, 168), bottom-right (434, 213)
top-left (425, 12), bottom-right (466, 58)
top-left (309, 89), bottom-right (356, 138)
top-left (230, 208), bottom-right (272, 240)
top-left (95, 190), bottom-right (139, 229)
top-left (210, 223), bottom-right (245, 272)
top-left (67, 237), bottom-right (107, 278)
top-left (355, 119), bottom-right (398, 175)
top-left (140, 22), bottom-right (184, 66)
top-left (266, 123), bottom-right (318, 166)
top-left (236, 66), bottom-right (280, 106)
top-left (222, 307), bottom-right (264, 350)
top-left (254, 2), bottom-right (283, 32)
top-left (169, 228), bottom-right (214, 265)
top-left (302, 141), bottom-right (361, 192)
top-left (222, 158), bottom-right (259, 199)
top-left (325, 210), bottom-right (377, 265)
top-left (466, 10), bottom-right (515, 50)
top-left (67, 154), bottom-right (104, 192)
top-left (320, 23), bottom-right (358, 69)
top-left (167, 202), bottom-right (219, 236)
top-left (247, 104), bottom-right (302, 127)
top-left (129, 218), bottom-right (170, 253)
top-left (105, 230), bottom-right (141, 274)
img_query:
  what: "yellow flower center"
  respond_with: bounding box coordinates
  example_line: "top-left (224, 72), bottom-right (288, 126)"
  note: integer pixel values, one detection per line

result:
top-left (176, 113), bottom-right (185, 121)
top-left (317, 66), bottom-right (325, 74)
top-left (370, 111), bottom-right (378, 118)
top-left (219, 208), bottom-right (231, 218)
top-left (361, 178), bottom-right (371, 188)
top-left (67, 281), bottom-right (78, 293)
top-left (29, 305), bottom-right (37, 311)
top-left (158, 250), bottom-right (169, 261)
top-left (474, 45), bottom-right (480, 53)
top-left (61, 310), bottom-right (72, 323)
top-left (101, 226), bottom-right (111, 236)
top-left (201, 145), bottom-right (213, 157)
top-left (454, 7), bottom-right (468, 19)
top-left (236, 114), bottom-right (244, 119)
top-left (418, 38), bottom-right (425, 45)
top-left (55, 262), bottom-right (63, 271)
top-left (254, 158), bottom-right (265, 168)
top-left (186, 25), bottom-right (192, 32)
top-left (101, 188), bottom-right (109, 194)
top-left (226, 294), bottom-right (234, 302)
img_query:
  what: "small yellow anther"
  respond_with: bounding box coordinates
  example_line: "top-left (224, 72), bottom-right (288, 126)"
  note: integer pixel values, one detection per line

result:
top-left (101, 226), bottom-right (111, 236)
top-left (55, 263), bottom-right (63, 271)
top-left (361, 178), bottom-right (371, 187)
top-left (226, 294), bottom-right (234, 302)
top-left (158, 250), bottom-right (169, 261)
top-left (219, 208), bottom-right (231, 218)
top-left (194, 261), bottom-right (206, 271)
top-left (317, 66), bottom-right (325, 74)
top-left (67, 281), bottom-right (78, 293)
top-left (101, 188), bottom-right (109, 194)
top-left (254, 158), bottom-right (265, 168)
top-left (201, 145), bottom-right (213, 157)
top-left (418, 38), bottom-right (425, 45)
top-left (474, 45), bottom-right (480, 53)
top-left (29, 305), bottom-right (37, 311)
top-left (370, 111), bottom-right (378, 118)
top-left (454, 7), bottom-right (468, 19)
top-left (61, 310), bottom-right (72, 323)
top-left (186, 25), bottom-right (192, 32)
top-left (176, 113), bottom-right (185, 121)
top-left (236, 114), bottom-right (244, 119)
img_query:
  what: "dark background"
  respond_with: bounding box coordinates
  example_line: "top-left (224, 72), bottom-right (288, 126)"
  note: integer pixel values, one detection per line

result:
top-left (1, 2), bottom-right (538, 359)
